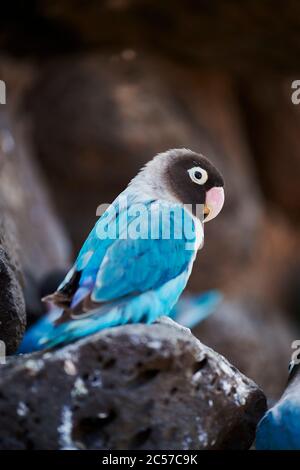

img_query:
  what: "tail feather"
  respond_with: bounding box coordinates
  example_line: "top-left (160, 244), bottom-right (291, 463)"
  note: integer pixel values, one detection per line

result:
top-left (18, 307), bottom-right (62, 353)
top-left (171, 290), bottom-right (221, 329)
top-left (39, 305), bottom-right (125, 349)
top-left (18, 290), bottom-right (222, 353)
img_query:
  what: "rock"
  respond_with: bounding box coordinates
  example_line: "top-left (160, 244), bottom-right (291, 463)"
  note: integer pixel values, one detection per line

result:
top-left (0, 121), bottom-right (26, 353)
top-left (0, 322), bottom-right (266, 450)
top-left (0, 241), bottom-right (25, 354)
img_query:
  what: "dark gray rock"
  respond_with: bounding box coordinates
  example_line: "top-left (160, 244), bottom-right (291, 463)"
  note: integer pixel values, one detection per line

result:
top-left (0, 322), bottom-right (266, 450)
top-left (0, 162), bottom-right (26, 353)
top-left (0, 244), bottom-right (25, 354)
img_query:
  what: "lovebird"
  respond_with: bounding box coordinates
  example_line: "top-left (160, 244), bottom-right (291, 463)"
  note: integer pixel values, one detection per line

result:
top-left (19, 148), bottom-right (225, 352)
top-left (256, 363), bottom-right (300, 449)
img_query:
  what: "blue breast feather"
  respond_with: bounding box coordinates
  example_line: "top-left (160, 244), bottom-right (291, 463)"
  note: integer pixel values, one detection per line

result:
top-left (19, 192), bottom-right (207, 352)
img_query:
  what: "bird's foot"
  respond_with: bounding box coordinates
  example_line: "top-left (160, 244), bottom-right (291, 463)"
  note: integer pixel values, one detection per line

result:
top-left (156, 316), bottom-right (192, 335)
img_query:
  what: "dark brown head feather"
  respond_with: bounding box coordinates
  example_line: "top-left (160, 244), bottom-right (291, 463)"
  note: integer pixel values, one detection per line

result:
top-left (166, 151), bottom-right (224, 207)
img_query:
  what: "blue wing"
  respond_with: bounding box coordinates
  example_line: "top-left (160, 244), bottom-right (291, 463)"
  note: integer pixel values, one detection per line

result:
top-left (61, 196), bottom-right (198, 306)
top-left (19, 197), bottom-right (200, 351)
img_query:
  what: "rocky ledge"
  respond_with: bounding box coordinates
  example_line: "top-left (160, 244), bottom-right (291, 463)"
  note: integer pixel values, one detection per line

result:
top-left (0, 320), bottom-right (266, 450)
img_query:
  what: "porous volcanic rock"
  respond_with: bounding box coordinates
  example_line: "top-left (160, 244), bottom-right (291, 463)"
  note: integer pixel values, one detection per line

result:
top-left (0, 321), bottom-right (266, 450)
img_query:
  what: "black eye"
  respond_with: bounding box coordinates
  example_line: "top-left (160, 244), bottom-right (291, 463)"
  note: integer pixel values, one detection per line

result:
top-left (188, 166), bottom-right (208, 185)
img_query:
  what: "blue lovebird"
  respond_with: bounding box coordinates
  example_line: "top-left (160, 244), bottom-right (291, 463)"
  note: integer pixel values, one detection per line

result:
top-left (19, 148), bottom-right (225, 352)
top-left (256, 362), bottom-right (300, 449)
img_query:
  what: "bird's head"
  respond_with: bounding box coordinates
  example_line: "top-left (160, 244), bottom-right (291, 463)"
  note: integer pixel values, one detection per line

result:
top-left (139, 149), bottom-right (225, 222)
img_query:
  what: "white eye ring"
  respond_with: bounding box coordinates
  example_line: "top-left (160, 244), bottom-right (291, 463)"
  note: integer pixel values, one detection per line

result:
top-left (188, 167), bottom-right (208, 185)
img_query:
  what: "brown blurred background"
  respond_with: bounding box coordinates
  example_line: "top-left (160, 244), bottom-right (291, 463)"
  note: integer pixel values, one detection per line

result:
top-left (0, 0), bottom-right (299, 399)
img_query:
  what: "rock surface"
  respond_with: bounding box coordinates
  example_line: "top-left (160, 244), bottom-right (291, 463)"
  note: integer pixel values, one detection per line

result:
top-left (194, 297), bottom-right (295, 400)
top-left (0, 238), bottom-right (25, 354)
top-left (0, 322), bottom-right (266, 450)
top-left (0, 117), bottom-right (26, 353)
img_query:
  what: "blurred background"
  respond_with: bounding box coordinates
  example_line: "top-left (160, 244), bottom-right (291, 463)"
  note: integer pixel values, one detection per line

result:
top-left (0, 0), bottom-right (299, 400)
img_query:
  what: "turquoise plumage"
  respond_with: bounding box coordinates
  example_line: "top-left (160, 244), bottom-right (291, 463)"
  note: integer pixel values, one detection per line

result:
top-left (172, 290), bottom-right (222, 329)
top-left (256, 364), bottom-right (300, 449)
top-left (20, 195), bottom-right (199, 351)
